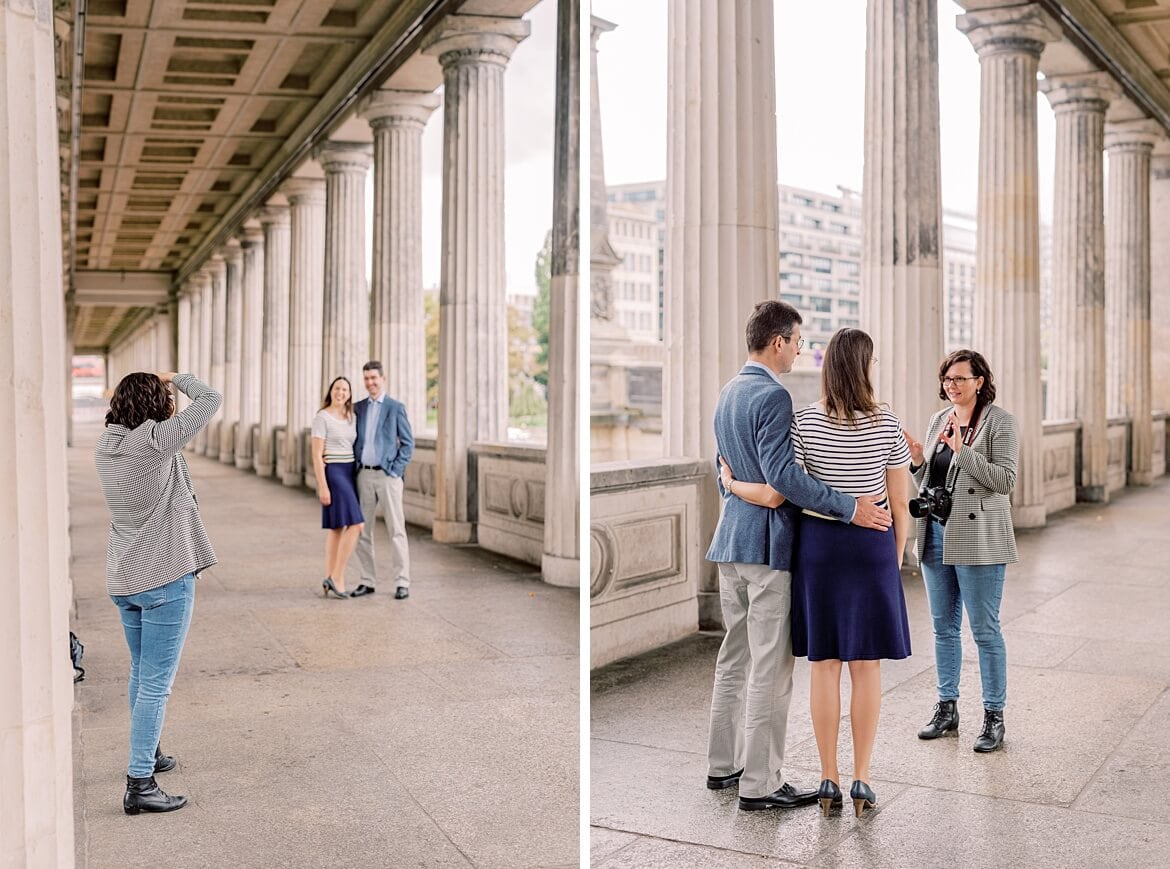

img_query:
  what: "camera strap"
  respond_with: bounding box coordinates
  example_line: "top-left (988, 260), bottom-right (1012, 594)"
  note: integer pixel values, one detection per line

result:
top-left (960, 401), bottom-right (986, 447)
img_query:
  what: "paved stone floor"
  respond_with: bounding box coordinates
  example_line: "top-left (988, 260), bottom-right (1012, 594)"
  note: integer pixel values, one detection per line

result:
top-left (68, 423), bottom-right (579, 869)
top-left (591, 477), bottom-right (1170, 868)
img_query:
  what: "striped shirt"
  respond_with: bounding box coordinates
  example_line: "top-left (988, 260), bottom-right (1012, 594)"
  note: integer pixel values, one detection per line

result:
top-left (793, 403), bottom-right (912, 500)
top-left (311, 409), bottom-right (356, 463)
top-left (95, 373), bottom-right (222, 596)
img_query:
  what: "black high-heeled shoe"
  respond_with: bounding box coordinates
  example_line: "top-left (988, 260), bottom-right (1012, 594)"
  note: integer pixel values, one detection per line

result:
top-left (322, 577), bottom-right (349, 598)
top-left (850, 780), bottom-right (876, 818)
top-left (817, 779), bottom-right (842, 817)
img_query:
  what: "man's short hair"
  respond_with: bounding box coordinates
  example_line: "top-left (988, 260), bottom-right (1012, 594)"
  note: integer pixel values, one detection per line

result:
top-left (362, 360), bottom-right (384, 375)
top-left (745, 300), bottom-right (802, 353)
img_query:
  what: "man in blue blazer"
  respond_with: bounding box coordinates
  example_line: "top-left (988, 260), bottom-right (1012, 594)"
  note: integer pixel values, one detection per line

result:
top-left (705, 301), bottom-right (891, 811)
top-left (352, 361), bottom-right (415, 599)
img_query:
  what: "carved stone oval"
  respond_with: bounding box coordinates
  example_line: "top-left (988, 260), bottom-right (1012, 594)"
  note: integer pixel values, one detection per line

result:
top-left (590, 523), bottom-right (618, 599)
top-left (510, 478), bottom-right (529, 520)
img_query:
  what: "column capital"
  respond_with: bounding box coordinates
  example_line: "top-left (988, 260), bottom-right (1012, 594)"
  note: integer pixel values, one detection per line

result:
top-left (1151, 152), bottom-right (1170, 179)
top-left (359, 89), bottom-right (441, 131)
top-left (312, 140), bottom-right (373, 174)
top-left (957, 3), bottom-right (1060, 59)
top-left (421, 14), bottom-right (530, 69)
top-left (239, 221), bottom-right (265, 247)
top-left (206, 254), bottom-right (227, 278)
top-left (220, 237), bottom-right (243, 265)
top-left (281, 176), bottom-right (326, 206)
top-left (1040, 72), bottom-right (1118, 114)
top-left (1105, 118), bottom-right (1162, 152)
top-left (257, 204), bottom-right (291, 227)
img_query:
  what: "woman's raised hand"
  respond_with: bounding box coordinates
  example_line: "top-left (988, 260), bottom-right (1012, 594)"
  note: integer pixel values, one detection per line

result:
top-left (902, 428), bottom-right (924, 466)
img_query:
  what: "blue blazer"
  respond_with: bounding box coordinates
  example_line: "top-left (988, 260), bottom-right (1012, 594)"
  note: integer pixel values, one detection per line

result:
top-left (353, 395), bottom-right (414, 478)
top-left (705, 365), bottom-right (856, 571)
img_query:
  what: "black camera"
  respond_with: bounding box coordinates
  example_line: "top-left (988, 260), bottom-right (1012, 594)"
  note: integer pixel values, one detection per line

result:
top-left (909, 486), bottom-right (952, 523)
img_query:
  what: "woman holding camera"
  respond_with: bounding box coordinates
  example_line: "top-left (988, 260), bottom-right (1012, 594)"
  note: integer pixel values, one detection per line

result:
top-left (904, 349), bottom-right (1018, 753)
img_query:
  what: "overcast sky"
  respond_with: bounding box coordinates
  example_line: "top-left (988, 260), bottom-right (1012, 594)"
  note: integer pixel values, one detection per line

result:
top-left (591, 0), bottom-right (1056, 221)
top-left (413, 0), bottom-right (556, 296)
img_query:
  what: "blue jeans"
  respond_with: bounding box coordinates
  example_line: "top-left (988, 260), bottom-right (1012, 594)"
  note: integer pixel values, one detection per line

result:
top-left (920, 520), bottom-right (1007, 711)
top-left (111, 573), bottom-right (196, 777)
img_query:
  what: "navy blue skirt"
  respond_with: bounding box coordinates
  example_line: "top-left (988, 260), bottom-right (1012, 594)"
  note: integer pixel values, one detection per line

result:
top-left (321, 461), bottom-right (364, 529)
top-left (792, 513), bottom-right (912, 661)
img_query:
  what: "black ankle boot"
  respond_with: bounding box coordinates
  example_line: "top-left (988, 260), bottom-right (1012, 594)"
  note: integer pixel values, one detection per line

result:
top-left (917, 699), bottom-right (959, 739)
top-left (973, 709), bottom-right (1005, 753)
top-left (154, 744), bottom-right (176, 774)
top-left (123, 775), bottom-right (187, 815)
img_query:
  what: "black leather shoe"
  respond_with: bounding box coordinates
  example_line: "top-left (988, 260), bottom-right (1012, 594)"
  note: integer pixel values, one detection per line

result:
top-left (850, 780), bottom-right (877, 817)
top-left (123, 775), bottom-right (187, 815)
top-left (153, 744), bottom-right (176, 774)
top-left (918, 699), bottom-right (959, 739)
top-left (738, 782), bottom-right (818, 811)
top-left (817, 779), bottom-right (843, 817)
top-left (394, 587), bottom-right (409, 600)
top-left (351, 584), bottom-right (375, 597)
top-left (973, 709), bottom-right (1005, 753)
top-left (706, 769), bottom-right (743, 790)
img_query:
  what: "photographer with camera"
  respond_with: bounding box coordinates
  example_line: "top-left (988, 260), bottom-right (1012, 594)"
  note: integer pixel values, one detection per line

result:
top-left (903, 349), bottom-right (1018, 753)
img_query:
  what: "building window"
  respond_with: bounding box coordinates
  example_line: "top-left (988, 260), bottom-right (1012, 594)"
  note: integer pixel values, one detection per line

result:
top-left (801, 216), bottom-right (822, 230)
top-left (830, 222), bottom-right (850, 235)
top-left (840, 261), bottom-right (860, 277)
top-left (795, 194), bottom-right (815, 207)
top-left (810, 256), bottom-right (832, 273)
top-left (810, 296), bottom-right (832, 313)
top-left (780, 293), bottom-right (804, 306)
top-left (822, 201), bottom-right (842, 213)
top-left (780, 272), bottom-right (803, 289)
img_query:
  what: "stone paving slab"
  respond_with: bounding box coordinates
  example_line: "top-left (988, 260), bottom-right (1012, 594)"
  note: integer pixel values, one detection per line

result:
top-left (591, 477), bottom-right (1170, 867)
top-left (68, 423), bottom-right (579, 869)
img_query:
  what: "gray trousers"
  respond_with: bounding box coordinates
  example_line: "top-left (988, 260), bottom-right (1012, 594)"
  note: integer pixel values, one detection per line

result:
top-left (355, 469), bottom-right (410, 589)
top-left (706, 561), bottom-right (795, 799)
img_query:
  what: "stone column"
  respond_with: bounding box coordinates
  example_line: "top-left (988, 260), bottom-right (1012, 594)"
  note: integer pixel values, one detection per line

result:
top-left (220, 240), bottom-right (244, 463)
top-left (664, 0), bottom-right (779, 619)
top-left (862, 0), bottom-right (944, 442)
top-left (282, 177), bottom-right (327, 487)
top-left (257, 205), bottom-right (291, 477)
top-left (423, 15), bottom-right (530, 543)
top-left (959, 3), bottom-right (1060, 529)
top-left (1105, 119), bottom-right (1160, 485)
top-left (1040, 74), bottom-right (1114, 501)
top-left (542, 0), bottom-right (580, 588)
top-left (190, 270), bottom-right (211, 453)
top-left (206, 256), bottom-right (227, 458)
top-left (236, 223), bottom-right (264, 469)
top-left (360, 90), bottom-right (440, 427)
top-left (0, 1), bottom-right (76, 859)
top-left (1152, 152), bottom-right (1170, 415)
top-left (315, 141), bottom-right (372, 392)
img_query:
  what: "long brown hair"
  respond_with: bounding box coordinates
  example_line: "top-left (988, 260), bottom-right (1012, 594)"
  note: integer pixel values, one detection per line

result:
top-left (106, 373), bottom-right (174, 429)
top-left (321, 376), bottom-right (353, 419)
top-left (821, 328), bottom-right (881, 427)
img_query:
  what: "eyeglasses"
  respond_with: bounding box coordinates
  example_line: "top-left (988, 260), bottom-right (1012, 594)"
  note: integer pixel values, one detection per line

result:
top-left (783, 335), bottom-right (805, 350)
top-left (941, 376), bottom-right (978, 385)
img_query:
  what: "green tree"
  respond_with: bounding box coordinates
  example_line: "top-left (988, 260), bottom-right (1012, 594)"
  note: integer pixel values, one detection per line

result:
top-left (508, 304), bottom-right (546, 426)
top-left (424, 291), bottom-right (439, 427)
top-left (532, 231), bottom-right (552, 388)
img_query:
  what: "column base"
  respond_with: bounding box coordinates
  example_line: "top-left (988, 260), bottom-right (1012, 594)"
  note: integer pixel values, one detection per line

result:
top-left (1011, 502), bottom-right (1046, 529)
top-left (1076, 485), bottom-right (1108, 503)
top-left (540, 553), bottom-right (580, 588)
top-left (433, 519), bottom-right (474, 544)
top-left (255, 461), bottom-right (275, 478)
top-left (234, 453), bottom-right (252, 471)
top-left (1128, 471), bottom-right (1154, 486)
top-left (219, 449), bottom-right (236, 465)
top-left (698, 590), bottom-right (723, 631)
top-left (281, 470), bottom-right (302, 488)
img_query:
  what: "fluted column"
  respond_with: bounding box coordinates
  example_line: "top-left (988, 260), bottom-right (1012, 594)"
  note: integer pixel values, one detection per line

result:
top-left (206, 256), bottom-right (227, 458)
top-left (1152, 152), bottom-right (1170, 416)
top-left (315, 141), bottom-right (372, 392)
top-left (1105, 119), bottom-right (1160, 485)
top-left (1040, 74), bottom-right (1114, 501)
top-left (257, 205), bottom-right (291, 477)
top-left (177, 286), bottom-right (193, 413)
top-left (360, 90), bottom-right (440, 427)
top-left (542, 0), bottom-right (580, 588)
top-left (282, 177), bottom-right (327, 487)
top-left (423, 15), bottom-right (530, 543)
top-left (154, 301), bottom-right (175, 371)
top-left (236, 224), bottom-right (264, 469)
top-left (191, 269), bottom-right (213, 454)
top-left (959, 3), bottom-right (1060, 528)
top-left (220, 240), bottom-right (244, 463)
top-left (0, 0), bottom-right (75, 858)
top-left (862, 0), bottom-right (944, 442)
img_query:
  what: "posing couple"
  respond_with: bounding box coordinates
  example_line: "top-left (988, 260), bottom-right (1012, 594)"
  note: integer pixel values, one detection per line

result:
top-left (705, 300), bottom-right (913, 818)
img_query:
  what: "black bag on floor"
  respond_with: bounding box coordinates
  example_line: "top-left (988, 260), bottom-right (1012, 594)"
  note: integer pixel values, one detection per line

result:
top-left (70, 631), bottom-right (85, 683)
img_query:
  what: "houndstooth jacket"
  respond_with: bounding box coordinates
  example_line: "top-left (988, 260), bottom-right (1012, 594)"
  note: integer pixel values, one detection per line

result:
top-left (911, 403), bottom-right (1019, 566)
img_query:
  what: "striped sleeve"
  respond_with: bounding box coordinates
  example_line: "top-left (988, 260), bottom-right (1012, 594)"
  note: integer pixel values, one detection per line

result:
top-left (149, 373), bottom-right (221, 453)
top-left (887, 411), bottom-right (912, 467)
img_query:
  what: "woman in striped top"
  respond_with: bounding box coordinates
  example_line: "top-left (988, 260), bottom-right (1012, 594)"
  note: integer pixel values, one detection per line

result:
top-left (311, 376), bottom-right (364, 598)
top-left (720, 328), bottom-right (912, 818)
top-left (96, 370), bottom-right (222, 815)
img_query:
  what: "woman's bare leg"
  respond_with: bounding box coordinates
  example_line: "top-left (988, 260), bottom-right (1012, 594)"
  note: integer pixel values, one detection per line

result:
top-left (325, 530), bottom-right (342, 587)
top-left (331, 523), bottom-right (364, 590)
top-left (810, 659), bottom-right (843, 784)
top-left (848, 660), bottom-right (882, 784)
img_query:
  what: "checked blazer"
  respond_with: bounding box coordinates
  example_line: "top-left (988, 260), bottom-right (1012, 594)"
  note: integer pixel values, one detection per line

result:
top-left (912, 402), bottom-right (1019, 566)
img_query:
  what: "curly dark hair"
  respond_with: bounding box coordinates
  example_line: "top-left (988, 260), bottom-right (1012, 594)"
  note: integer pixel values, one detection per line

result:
top-left (321, 376), bottom-right (354, 419)
top-left (937, 349), bottom-right (997, 404)
top-left (105, 373), bottom-right (174, 428)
